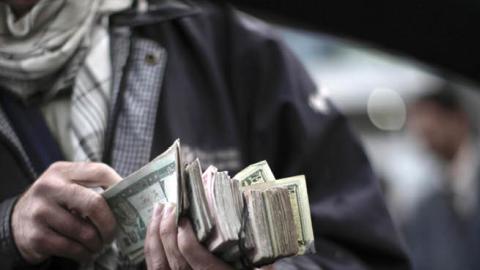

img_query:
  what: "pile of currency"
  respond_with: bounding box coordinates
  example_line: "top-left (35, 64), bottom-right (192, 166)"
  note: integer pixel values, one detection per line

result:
top-left (102, 140), bottom-right (315, 266)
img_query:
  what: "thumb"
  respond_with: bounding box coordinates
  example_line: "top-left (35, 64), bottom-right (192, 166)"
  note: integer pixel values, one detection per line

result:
top-left (66, 162), bottom-right (122, 188)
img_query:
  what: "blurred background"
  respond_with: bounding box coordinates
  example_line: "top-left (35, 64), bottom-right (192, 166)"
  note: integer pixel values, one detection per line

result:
top-left (271, 24), bottom-right (480, 269)
top-left (225, 0), bottom-right (480, 267)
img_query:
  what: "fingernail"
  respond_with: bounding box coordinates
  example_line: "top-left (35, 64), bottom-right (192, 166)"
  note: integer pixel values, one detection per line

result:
top-left (153, 203), bottom-right (161, 218)
top-left (163, 202), bottom-right (175, 217)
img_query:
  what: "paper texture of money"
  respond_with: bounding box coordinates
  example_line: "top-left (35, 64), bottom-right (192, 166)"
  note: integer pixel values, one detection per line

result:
top-left (103, 139), bottom-right (315, 266)
top-left (102, 140), bottom-right (182, 263)
top-left (185, 159), bottom-right (214, 242)
top-left (233, 160), bottom-right (276, 187)
top-left (242, 176), bottom-right (315, 256)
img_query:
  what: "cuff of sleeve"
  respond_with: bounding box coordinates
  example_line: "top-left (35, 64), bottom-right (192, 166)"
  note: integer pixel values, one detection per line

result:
top-left (0, 196), bottom-right (52, 269)
top-left (0, 196), bottom-right (22, 260)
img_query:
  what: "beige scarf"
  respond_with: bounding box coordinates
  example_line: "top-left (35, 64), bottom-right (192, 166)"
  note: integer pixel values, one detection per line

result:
top-left (0, 0), bottom-right (132, 99)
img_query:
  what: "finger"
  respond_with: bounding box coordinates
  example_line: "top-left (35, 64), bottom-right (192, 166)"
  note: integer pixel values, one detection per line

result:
top-left (62, 162), bottom-right (122, 188)
top-left (145, 204), bottom-right (170, 270)
top-left (70, 162), bottom-right (122, 188)
top-left (177, 219), bottom-right (231, 270)
top-left (159, 203), bottom-right (189, 270)
top-left (41, 228), bottom-right (93, 262)
top-left (44, 204), bottom-right (102, 253)
top-left (57, 184), bottom-right (116, 243)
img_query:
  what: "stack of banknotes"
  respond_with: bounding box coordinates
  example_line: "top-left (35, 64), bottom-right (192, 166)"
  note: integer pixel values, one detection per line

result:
top-left (102, 140), bottom-right (315, 266)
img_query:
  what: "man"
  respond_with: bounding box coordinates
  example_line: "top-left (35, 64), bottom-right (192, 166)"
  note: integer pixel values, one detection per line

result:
top-left (0, 0), bottom-right (410, 269)
top-left (406, 88), bottom-right (480, 270)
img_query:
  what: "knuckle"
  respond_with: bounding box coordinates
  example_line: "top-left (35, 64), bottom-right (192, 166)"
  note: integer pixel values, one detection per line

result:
top-left (52, 237), bottom-right (68, 251)
top-left (159, 223), bottom-right (172, 239)
top-left (30, 230), bottom-right (47, 247)
top-left (95, 163), bottom-right (120, 184)
top-left (79, 226), bottom-right (97, 243)
top-left (177, 232), bottom-right (193, 256)
top-left (91, 163), bottom-right (110, 178)
top-left (48, 161), bottom-right (69, 173)
top-left (144, 241), bottom-right (156, 259)
top-left (68, 183), bottom-right (81, 199)
top-left (151, 257), bottom-right (169, 270)
top-left (31, 203), bottom-right (48, 221)
top-left (33, 178), bottom-right (55, 194)
top-left (172, 261), bottom-right (189, 270)
top-left (33, 163), bottom-right (69, 194)
top-left (87, 193), bottom-right (105, 213)
top-left (33, 177), bottom-right (64, 197)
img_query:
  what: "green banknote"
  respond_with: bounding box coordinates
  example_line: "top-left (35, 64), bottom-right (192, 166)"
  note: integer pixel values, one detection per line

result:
top-left (102, 140), bottom-right (181, 262)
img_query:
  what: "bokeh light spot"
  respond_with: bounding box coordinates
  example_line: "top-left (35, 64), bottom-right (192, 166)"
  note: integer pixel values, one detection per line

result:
top-left (367, 88), bottom-right (407, 131)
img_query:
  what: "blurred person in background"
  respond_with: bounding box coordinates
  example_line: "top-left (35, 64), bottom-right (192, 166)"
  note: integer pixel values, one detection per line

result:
top-left (406, 86), bottom-right (480, 270)
top-left (0, 0), bottom-right (410, 269)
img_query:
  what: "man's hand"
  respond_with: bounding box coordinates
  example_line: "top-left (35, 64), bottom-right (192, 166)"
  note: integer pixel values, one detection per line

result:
top-left (144, 203), bottom-right (233, 270)
top-left (11, 162), bottom-right (122, 264)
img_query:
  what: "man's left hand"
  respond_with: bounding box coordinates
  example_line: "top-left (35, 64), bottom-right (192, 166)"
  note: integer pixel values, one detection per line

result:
top-left (144, 203), bottom-right (233, 270)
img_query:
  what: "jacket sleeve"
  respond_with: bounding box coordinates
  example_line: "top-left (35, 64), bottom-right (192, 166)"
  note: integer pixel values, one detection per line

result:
top-left (0, 197), bottom-right (24, 269)
top-left (229, 11), bottom-right (411, 270)
top-left (0, 197), bottom-right (53, 269)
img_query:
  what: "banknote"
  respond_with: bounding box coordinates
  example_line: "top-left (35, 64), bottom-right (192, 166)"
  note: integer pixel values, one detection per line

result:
top-left (102, 140), bottom-right (182, 262)
top-left (242, 175), bottom-right (315, 255)
top-left (103, 146), bottom-right (315, 265)
top-left (233, 160), bottom-right (276, 188)
top-left (185, 159), bottom-right (214, 242)
top-left (205, 171), bottom-right (242, 252)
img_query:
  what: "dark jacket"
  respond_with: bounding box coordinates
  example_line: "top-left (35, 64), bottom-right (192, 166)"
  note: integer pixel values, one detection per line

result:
top-left (0, 0), bottom-right (410, 269)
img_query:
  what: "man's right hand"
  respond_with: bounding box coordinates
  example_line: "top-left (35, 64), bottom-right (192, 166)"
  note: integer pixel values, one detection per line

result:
top-left (11, 162), bottom-right (122, 264)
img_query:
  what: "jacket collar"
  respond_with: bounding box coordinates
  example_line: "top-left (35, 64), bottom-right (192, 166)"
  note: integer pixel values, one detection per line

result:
top-left (109, 0), bottom-right (201, 27)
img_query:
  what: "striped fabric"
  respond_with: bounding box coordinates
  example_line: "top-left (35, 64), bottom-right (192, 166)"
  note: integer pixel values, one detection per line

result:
top-left (70, 25), bottom-right (111, 162)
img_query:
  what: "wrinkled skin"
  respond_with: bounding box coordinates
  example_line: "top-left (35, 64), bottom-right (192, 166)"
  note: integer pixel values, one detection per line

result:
top-left (144, 203), bottom-right (233, 270)
top-left (144, 204), bottom-right (274, 270)
top-left (12, 162), bottom-right (121, 264)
